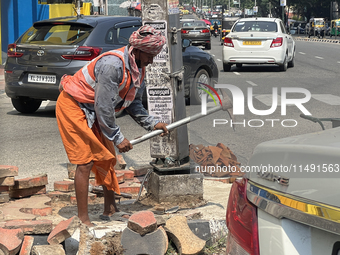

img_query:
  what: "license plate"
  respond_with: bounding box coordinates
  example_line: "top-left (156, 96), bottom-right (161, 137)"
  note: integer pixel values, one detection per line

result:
top-left (243, 41), bottom-right (261, 45)
top-left (28, 74), bottom-right (56, 84)
top-left (189, 31), bottom-right (200, 34)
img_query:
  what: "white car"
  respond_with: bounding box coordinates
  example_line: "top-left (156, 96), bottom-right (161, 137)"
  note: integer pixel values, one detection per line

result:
top-left (222, 17), bottom-right (296, 72)
top-left (226, 122), bottom-right (340, 255)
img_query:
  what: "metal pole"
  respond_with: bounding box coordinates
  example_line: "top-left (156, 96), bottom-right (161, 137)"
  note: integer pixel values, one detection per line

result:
top-left (131, 105), bottom-right (222, 145)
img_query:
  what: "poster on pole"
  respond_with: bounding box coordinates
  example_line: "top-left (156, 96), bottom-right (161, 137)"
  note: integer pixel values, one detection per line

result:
top-left (280, 0), bottom-right (286, 6)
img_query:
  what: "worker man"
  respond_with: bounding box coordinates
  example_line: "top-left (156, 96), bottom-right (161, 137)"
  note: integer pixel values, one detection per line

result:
top-left (56, 25), bottom-right (168, 227)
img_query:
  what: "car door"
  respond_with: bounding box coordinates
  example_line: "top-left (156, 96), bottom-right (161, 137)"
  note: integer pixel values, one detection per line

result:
top-left (280, 21), bottom-right (293, 59)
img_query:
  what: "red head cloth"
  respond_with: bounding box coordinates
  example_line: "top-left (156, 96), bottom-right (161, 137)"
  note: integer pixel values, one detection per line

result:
top-left (128, 25), bottom-right (166, 88)
top-left (129, 25), bottom-right (166, 55)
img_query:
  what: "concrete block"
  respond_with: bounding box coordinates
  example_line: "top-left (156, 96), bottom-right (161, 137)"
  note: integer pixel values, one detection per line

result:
top-left (31, 244), bottom-right (65, 255)
top-left (116, 173), bottom-right (125, 184)
top-left (147, 172), bottom-right (204, 203)
top-left (116, 170), bottom-right (134, 180)
top-left (3, 219), bottom-right (52, 235)
top-left (67, 163), bottom-right (95, 180)
top-left (0, 177), bottom-right (15, 186)
top-left (165, 216), bottom-right (206, 255)
top-left (127, 211), bottom-right (157, 236)
top-left (131, 165), bottom-right (152, 177)
top-left (0, 166), bottom-right (18, 178)
top-left (121, 226), bottom-right (168, 255)
top-left (54, 181), bottom-right (74, 192)
top-left (118, 181), bottom-right (141, 194)
top-left (12, 174), bottom-right (48, 189)
top-left (19, 236), bottom-right (34, 255)
top-left (0, 228), bottom-right (24, 255)
top-left (115, 155), bottom-right (126, 170)
top-left (70, 193), bottom-right (96, 205)
top-left (46, 191), bottom-right (72, 202)
top-left (47, 216), bottom-right (81, 245)
top-left (9, 185), bottom-right (46, 198)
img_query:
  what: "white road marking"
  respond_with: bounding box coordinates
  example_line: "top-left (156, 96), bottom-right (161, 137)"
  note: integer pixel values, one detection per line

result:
top-left (311, 94), bottom-right (340, 105)
top-left (299, 52), bottom-right (306, 55)
top-left (315, 56), bottom-right (324, 59)
top-left (255, 95), bottom-right (283, 106)
top-left (337, 61), bottom-right (340, 64)
top-left (233, 72), bottom-right (241, 75)
top-left (246, 81), bottom-right (257, 87)
top-left (216, 59), bottom-right (221, 62)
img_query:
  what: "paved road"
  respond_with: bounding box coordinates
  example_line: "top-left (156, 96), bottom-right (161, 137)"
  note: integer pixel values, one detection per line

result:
top-left (1, 35), bottom-right (339, 191)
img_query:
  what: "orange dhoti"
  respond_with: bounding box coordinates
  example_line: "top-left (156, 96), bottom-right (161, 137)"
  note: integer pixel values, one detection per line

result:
top-left (55, 90), bottom-right (120, 194)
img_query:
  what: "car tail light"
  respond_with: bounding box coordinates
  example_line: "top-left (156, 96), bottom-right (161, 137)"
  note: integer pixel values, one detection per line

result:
top-left (226, 178), bottom-right (259, 255)
top-left (224, 37), bottom-right (234, 47)
top-left (270, 37), bottom-right (283, 47)
top-left (62, 46), bottom-right (102, 61)
top-left (181, 29), bottom-right (189, 34)
top-left (201, 29), bottom-right (210, 33)
top-left (7, 43), bottom-right (23, 58)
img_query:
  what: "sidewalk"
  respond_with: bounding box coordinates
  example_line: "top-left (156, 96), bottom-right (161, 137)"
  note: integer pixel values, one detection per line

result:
top-left (0, 65), bottom-right (4, 93)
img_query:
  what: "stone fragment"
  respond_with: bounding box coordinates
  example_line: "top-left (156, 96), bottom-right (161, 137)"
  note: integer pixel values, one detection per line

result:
top-left (165, 216), bottom-right (206, 255)
top-left (47, 216), bottom-right (81, 245)
top-left (115, 155), bottom-right (126, 170)
top-left (121, 226), bottom-right (168, 255)
top-left (4, 219), bottom-right (52, 235)
top-left (0, 193), bottom-right (9, 203)
top-left (9, 185), bottom-right (46, 198)
top-left (1, 195), bottom-right (52, 221)
top-left (187, 220), bottom-right (211, 245)
top-left (119, 181), bottom-right (141, 194)
top-left (46, 191), bottom-right (72, 202)
top-left (31, 244), bottom-right (65, 255)
top-left (54, 181), bottom-right (74, 192)
top-left (127, 211), bottom-right (157, 236)
top-left (12, 174), bottom-right (48, 189)
top-left (19, 235), bottom-right (34, 255)
top-left (131, 165), bottom-right (152, 177)
top-left (0, 177), bottom-right (15, 186)
top-left (115, 170), bottom-right (134, 180)
top-left (70, 193), bottom-right (96, 205)
top-left (0, 166), bottom-right (18, 178)
top-left (0, 227), bottom-right (24, 255)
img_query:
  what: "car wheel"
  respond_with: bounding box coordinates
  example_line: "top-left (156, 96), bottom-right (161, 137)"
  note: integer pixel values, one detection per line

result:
top-left (205, 43), bottom-right (211, 50)
top-left (11, 97), bottom-right (42, 114)
top-left (279, 56), bottom-right (288, 72)
top-left (288, 50), bottom-right (295, 68)
top-left (223, 63), bottom-right (231, 72)
top-left (236, 64), bottom-right (242, 68)
top-left (191, 69), bottom-right (210, 105)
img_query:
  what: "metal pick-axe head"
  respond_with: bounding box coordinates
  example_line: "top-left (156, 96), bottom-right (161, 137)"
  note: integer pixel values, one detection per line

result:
top-left (219, 88), bottom-right (235, 130)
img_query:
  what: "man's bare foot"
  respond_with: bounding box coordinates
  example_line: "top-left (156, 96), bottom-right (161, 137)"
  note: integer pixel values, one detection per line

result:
top-left (81, 219), bottom-right (95, 227)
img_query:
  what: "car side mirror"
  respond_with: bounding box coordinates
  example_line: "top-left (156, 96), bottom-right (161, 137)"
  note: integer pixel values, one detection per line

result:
top-left (182, 39), bottom-right (191, 48)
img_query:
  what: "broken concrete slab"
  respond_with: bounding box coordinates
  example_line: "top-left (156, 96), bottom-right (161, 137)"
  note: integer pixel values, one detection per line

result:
top-left (12, 174), bottom-right (48, 190)
top-left (127, 211), bottom-right (157, 236)
top-left (9, 186), bottom-right (46, 199)
top-left (53, 181), bottom-right (74, 192)
top-left (165, 216), bottom-right (206, 255)
top-left (31, 244), bottom-right (65, 255)
top-left (47, 216), bottom-right (81, 245)
top-left (1, 195), bottom-right (52, 221)
top-left (0, 227), bottom-right (24, 255)
top-left (121, 226), bottom-right (168, 255)
top-left (3, 219), bottom-right (52, 235)
top-left (187, 220), bottom-right (211, 245)
top-left (0, 166), bottom-right (18, 179)
top-left (19, 235), bottom-right (34, 255)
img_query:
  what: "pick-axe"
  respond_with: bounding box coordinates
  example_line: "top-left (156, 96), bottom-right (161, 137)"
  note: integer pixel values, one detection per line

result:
top-left (130, 89), bottom-right (234, 145)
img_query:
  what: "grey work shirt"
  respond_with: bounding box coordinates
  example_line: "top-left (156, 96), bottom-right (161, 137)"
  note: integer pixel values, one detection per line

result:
top-left (79, 46), bottom-right (158, 146)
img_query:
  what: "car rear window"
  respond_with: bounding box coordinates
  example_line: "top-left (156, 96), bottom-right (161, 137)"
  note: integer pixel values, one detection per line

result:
top-left (182, 21), bottom-right (206, 27)
top-left (233, 21), bottom-right (278, 32)
top-left (18, 23), bottom-right (93, 45)
top-left (105, 25), bottom-right (140, 45)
